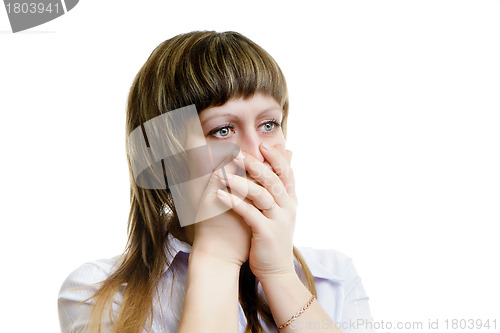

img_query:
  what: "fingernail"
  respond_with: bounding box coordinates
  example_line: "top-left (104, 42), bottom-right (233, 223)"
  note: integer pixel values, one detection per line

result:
top-left (261, 143), bottom-right (272, 151)
top-left (217, 189), bottom-right (228, 197)
top-left (218, 176), bottom-right (227, 185)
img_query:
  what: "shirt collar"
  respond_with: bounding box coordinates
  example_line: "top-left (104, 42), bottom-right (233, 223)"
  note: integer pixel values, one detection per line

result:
top-left (163, 233), bottom-right (344, 282)
top-left (294, 247), bottom-right (345, 282)
top-left (164, 232), bottom-right (192, 271)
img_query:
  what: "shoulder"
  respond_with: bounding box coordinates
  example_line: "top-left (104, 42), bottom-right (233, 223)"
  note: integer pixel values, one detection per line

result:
top-left (295, 245), bottom-right (357, 282)
top-left (59, 257), bottom-right (119, 295)
top-left (295, 246), bottom-right (375, 327)
top-left (58, 257), bottom-right (120, 332)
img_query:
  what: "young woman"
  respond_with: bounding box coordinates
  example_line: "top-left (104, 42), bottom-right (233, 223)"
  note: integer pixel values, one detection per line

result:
top-left (58, 30), bottom-right (375, 333)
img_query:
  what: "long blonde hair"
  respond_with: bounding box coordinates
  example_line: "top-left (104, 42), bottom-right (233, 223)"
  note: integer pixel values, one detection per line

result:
top-left (87, 30), bottom-right (317, 333)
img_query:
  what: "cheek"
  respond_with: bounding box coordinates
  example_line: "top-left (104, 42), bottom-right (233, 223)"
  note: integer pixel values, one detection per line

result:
top-left (184, 133), bottom-right (207, 151)
top-left (186, 141), bottom-right (242, 179)
top-left (266, 133), bottom-right (287, 154)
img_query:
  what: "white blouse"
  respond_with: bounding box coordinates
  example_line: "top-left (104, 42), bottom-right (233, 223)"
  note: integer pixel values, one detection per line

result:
top-left (58, 233), bottom-right (375, 333)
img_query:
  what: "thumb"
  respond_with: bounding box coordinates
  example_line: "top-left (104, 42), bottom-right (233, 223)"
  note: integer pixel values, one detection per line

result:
top-left (193, 156), bottom-right (236, 224)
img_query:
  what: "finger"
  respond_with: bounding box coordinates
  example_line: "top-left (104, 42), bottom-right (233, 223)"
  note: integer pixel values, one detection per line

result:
top-left (232, 151), bottom-right (290, 207)
top-left (217, 172), bottom-right (276, 211)
top-left (206, 155), bottom-right (234, 191)
top-left (271, 144), bottom-right (292, 164)
top-left (216, 188), bottom-right (269, 234)
top-left (190, 158), bottom-right (235, 224)
top-left (259, 144), bottom-right (297, 201)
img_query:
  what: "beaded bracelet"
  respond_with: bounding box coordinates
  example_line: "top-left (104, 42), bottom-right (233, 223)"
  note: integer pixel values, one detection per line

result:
top-left (278, 295), bottom-right (317, 330)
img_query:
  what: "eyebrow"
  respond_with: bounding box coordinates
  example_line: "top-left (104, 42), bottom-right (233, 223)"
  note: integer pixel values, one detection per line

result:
top-left (200, 107), bottom-right (283, 126)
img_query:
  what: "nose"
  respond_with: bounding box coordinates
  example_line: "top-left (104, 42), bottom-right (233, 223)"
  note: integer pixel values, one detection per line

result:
top-left (238, 129), bottom-right (265, 163)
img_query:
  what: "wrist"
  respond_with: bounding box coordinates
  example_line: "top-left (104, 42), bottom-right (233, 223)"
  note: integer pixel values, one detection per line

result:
top-left (255, 255), bottom-right (296, 284)
top-left (256, 268), bottom-right (298, 287)
top-left (189, 247), bottom-right (243, 271)
top-left (257, 269), bottom-right (315, 330)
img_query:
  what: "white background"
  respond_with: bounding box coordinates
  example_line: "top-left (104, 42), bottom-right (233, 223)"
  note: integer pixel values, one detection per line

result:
top-left (1, 1), bottom-right (499, 332)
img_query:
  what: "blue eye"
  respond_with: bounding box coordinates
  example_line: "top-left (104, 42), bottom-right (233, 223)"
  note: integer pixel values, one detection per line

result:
top-left (208, 124), bottom-right (234, 139)
top-left (218, 127), bottom-right (230, 137)
top-left (263, 122), bottom-right (275, 131)
top-left (261, 120), bottom-right (281, 132)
